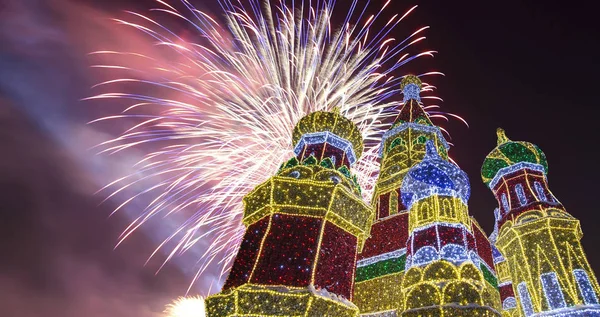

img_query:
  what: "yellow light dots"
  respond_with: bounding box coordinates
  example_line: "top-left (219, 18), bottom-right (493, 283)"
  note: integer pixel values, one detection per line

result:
top-left (495, 214), bottom-right (600, 315)
top-left (483, 130), bottom-right (600, 316)
top-left (375, 130), bottom-right (448, 197)
top-left (407, 196), bottom-right (471, 232)
top-left (206, 109), bottom-right (374, 317)
top-left (242, 164), bottom-right (374, 247)
top-left (165, 296), bottom-right (206, 317)
top-left (205, 284), bottom-right (360, 317)
top-left (353, 272), bottom-right (404, 313)
top-left (400, 261), bottom-right (502, 316)
top-left (292, 111), bottom-right (364, 161)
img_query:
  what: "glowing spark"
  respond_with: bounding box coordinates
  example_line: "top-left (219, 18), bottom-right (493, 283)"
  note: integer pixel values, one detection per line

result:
top-left (164, 296), bottom-right (206, 317)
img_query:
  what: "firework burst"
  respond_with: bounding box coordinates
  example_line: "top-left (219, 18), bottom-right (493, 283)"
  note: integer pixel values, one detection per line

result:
top-left (88, 0), bottom-right (456, 294)
top-left (164, 296), bottom-right (206, 317)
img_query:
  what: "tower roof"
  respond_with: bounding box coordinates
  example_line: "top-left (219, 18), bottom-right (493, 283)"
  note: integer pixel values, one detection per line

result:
top-left (292, 110), bottom-right (363, 160)
top-left (481, 128), bottom-right (548, 187)
top-left (394, 75), bottom-right (433, 126)
top-left (401, 141), bottom-right (470, 208)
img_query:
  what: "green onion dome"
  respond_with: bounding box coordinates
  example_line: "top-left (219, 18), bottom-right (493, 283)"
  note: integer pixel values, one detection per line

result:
top-left (292, 110), bottom-right (364, 161)
top-left (481, 128), bottom-right (548, 187)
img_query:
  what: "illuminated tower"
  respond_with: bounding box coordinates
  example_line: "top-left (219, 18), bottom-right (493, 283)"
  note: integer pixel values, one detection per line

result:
top-left (353, 75), bottom-right (501, 317)
top-left (482, 129), bottom-right (600, 316)
top-left (398, 140), bottom-right (501, 316)
top-left (353, 75), bottom-right (450, 315)
top-left (205, 111), bottom-right (374, 317)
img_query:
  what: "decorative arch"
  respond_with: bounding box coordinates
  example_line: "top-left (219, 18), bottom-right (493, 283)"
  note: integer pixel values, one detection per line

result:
top-left (515, 184), bottom-right (527, 206)
top-left (405, 283), bottom-right (441, 310)
top-left (443, 281), bottom-right (482, 306)
top-left (419, 201), bottom-right (432, 221)
top-left (501, 193), bottom-right (510, 213)
top-left (441, 198), bottom-right (454, 218)
top-left (412, 246), bottom-right (439, 267)
top-left (517, 282), bottom-right (535, 316)
top-left (460, 263), bottom-right (484, 283)
top-left (402, 267), bottom-right (423, 289)
top-left (423, 261), bottom-right (459, 281)
top-left (440, 244), bottom-right (469, 263)
top-left (574, 269), bottom-right (599, 305)
top-left (282, 165), bottom-right (314, 179)
top-left (516, 211), bottom-right (544, 225)
top-left (534, 181), bottom-right (547, 201)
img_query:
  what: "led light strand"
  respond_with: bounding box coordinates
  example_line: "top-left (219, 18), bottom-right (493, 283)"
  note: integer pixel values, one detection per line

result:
top-left (488, 162), bottom-right (546, 189)
top-left (293, 131), bottom-right (358, 165)
top-left (357, 249), bottom-right (406, 268)
top-left (535, 181), bottom-right (548, 202)
top-left (518, 282), bottom-right (535, 317)
top-left (379, 123), bottom-right (449, 157)
top-left (574, 269), bottom-right (600, 305)
top-left (541, 272), bottom-right (567, 310)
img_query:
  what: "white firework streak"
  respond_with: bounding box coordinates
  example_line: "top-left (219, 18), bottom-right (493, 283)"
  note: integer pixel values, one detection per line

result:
top-left (86, 0), bottom-right (455, 294)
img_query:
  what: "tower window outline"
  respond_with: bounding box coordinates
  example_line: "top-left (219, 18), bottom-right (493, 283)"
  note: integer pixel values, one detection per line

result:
top-left (540, 271), bottom-right (567, 310)
top-left (518, 282), bottom-right (535, 316)
top-left (574, 269), bottom-right (599, 305)
top-left (516, 184), bottom-right (527, 206)
top-left (534, 181), bottom-right (547, 202)
top-left (501, 193), bottom-right (510, 213)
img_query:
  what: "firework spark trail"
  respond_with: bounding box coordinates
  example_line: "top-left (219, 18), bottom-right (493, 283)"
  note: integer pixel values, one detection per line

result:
top-left (88, 0), bottom-right (464, 295)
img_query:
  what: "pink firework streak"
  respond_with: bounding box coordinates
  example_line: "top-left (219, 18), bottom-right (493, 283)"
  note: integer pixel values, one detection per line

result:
top-left (87, 0), bottom-right (465, 295)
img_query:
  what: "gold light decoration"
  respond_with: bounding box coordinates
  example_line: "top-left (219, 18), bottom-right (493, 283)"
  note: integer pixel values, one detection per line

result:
top-left (483, 129), bottom-right (600, 316)
top-left (206, 110), bottom-right (374, 317)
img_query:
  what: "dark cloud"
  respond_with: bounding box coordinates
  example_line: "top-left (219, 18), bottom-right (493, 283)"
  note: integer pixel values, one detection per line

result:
top-left (0, 99), bottom-right (191, 317)
top-left (0, 0), bottom-right (194, 316)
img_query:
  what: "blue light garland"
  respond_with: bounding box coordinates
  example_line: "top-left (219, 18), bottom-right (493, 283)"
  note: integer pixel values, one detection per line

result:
top-left (293, 131), bottom-right (358, 165)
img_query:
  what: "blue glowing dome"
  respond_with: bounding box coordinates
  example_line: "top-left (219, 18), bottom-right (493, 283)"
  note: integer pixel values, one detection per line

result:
top-left (401, 140), bottom-right (471, 208)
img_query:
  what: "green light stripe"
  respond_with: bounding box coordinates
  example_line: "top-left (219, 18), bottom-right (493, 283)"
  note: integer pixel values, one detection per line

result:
top-left (355, 254), bottom-right (406, 282)
top-left (480, 263), bottom-right (498, 288)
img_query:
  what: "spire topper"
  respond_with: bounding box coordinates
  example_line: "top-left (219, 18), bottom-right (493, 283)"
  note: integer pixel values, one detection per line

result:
top-left (496, 128), bottom-right (510, 145)
top-left (400, 74), bottom-right (422, 103)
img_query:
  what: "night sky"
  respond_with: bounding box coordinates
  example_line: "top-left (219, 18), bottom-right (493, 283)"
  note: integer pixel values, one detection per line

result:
top-left (1, 0), bottom-right (598, 316)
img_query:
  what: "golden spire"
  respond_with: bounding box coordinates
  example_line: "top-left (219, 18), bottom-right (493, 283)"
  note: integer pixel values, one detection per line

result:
top-left (496, 128), bottom-right (510, 145)
top-left (400, 74), bottom-right (422, 90)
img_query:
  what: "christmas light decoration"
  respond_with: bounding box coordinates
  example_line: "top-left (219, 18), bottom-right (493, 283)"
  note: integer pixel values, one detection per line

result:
top-left (94, 0), bottom-right (600, 314)
top-left (482, 128), bottom-right (600, 317)
top-left (206, 110), bottom-right (374, 316)
top-left (201, 71), bottom-right (600, 317)
top-left (353, 75), bottom-right (502, 317)
top-left (203, 77), bottom-right (600, 317)
top-left (574, 269), bottom-right (599, 305)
